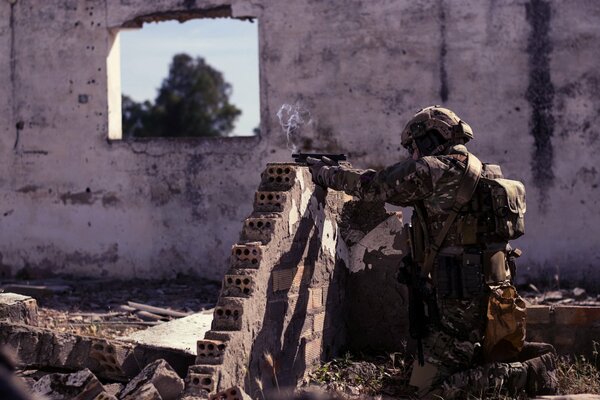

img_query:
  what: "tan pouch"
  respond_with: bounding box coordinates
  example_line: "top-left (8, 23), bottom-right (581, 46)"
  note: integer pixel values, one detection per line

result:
top-left (483, 284), bottom-right (526, 362)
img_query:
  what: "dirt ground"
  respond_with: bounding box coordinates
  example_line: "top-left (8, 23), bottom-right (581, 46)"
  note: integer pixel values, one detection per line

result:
top-left (2, 276), bottom-right (221, 339)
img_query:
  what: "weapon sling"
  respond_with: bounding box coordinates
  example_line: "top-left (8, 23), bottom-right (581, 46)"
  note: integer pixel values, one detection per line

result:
top-left (421, 153), bottom-right (483, 276)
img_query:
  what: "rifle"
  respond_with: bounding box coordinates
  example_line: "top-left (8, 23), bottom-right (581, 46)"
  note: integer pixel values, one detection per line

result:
top-left (402, 223), bottom-right (439, 366)
top-left (291, 153), bottom-right (347, 164)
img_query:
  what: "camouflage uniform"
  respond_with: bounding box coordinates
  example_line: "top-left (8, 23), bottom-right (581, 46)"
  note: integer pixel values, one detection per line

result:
top-left (314, 144), bottom-right (495, 395)
top-left (311, 108), bottom-right (557, 398)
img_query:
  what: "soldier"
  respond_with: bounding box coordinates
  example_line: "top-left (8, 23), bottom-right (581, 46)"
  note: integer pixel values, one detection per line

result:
top-left (307, 106), bottom-right (557, 398)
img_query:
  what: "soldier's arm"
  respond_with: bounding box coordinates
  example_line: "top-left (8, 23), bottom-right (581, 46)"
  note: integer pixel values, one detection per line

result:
top-left (315, 159), bottom-right (434, 204)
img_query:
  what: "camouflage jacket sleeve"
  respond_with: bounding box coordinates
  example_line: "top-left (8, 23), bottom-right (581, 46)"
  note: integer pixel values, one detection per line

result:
top-left (316, 159), bottom-right (435, 205)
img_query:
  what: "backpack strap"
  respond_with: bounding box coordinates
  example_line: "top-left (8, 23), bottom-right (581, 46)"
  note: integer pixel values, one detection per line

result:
top-left (422, 153), bottom-right (483, 276)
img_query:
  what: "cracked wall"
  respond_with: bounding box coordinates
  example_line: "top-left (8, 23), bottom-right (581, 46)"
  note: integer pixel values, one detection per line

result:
top-left (1, 0), bottom-right (600, 285)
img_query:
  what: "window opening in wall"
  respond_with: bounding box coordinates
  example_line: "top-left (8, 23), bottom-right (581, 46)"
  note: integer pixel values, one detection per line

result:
top-left (107, 16), bottom-right (259, 140)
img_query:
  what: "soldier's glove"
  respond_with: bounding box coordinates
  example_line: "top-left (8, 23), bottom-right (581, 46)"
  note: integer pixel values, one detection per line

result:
top-left (306, 156), bottom-right (335, 187)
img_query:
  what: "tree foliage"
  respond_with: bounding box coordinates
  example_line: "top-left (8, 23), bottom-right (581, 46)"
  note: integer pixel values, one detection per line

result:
top-left (122, 53), bottom-right (242, 138)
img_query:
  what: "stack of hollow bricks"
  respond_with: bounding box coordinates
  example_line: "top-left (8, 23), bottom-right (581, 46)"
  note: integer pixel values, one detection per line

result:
top-left (184, 163), bottom-right (347, 399)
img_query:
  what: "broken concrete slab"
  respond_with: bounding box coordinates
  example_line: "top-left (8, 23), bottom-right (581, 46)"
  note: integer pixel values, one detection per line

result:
top-left (0, 321), bottom-right (195, 381)
top-left (103, 383), bottom-right (123, 398)
top-left (119, 359), bottom-right (184, 400)
top-left (0, 293), bottom-right (38, 325)
top-left (32, 368), bottom-right (105, 400)
top-left (120, 383), bottom-right (162, 400)
top-left (120, 312), bottom-right (213, 355)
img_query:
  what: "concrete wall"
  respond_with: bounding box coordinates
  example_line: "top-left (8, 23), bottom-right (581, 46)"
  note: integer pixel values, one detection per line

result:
top-left (1, 0), bottom-right (599, 285)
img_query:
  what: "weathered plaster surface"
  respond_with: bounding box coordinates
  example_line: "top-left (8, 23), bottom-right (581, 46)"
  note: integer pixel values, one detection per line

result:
top-left (0, 0), bottom-right (599, 285)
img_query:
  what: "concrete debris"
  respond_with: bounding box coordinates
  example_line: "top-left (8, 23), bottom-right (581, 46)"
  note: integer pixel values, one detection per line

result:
top-left (572, 287), bottom-right (587, 300)
top-left (522, 288), bottom-right (600, 306)
top-left (121, 312), bottom-right (213, 355)
top-left (209, 386), bottom-right (251, 400)
top-left (119, 359), bottom-right (184, 400)
top-left (0, 292), bottom-right (38, 325)
top-left (36, 277), bottom-right (218, 340)
top-left (121, 383), bottom-right (162, 400)
top-left (32, 368), bottom-right (106, 400)
top-left (543, 291), bottom-right (564, 302)
top-left (103, 383), bottom-right (123, 397)
top-left (0, 321), bottom-right (195, 380)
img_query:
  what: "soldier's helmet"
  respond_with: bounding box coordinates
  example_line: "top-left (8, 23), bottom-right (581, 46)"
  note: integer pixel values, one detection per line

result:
top-left (401, 105), bottom-right (473, 156)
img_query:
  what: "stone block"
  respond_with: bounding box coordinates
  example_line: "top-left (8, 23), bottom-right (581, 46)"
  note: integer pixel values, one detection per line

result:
top-left (554, 306), bottom-right (600, 326)
top-left (212, 299), bottom-right (244, 331)
top-left (89, 340), bottom-right (125, 378)
top-left (120, 359), bottom-right (184, 400)
top-left (196, 339), bottom-right (226, 365)
top-left (230, 243), bottom-right (263, 269)
top-left (32, 368), bottom-right (105, 400)
top-left (222, 274), bottom-right (255, 297)
top-left (120, 383), bottom-right (161, 400)
top-left (259, 164), bottom-right (297, 191)
top-left (209, 386), bottom-right (251, 400)
top-left (185, 365), bottom-right (219, 397)
top-left (527, 305), bottom-right (551, 324)
top-left (103, 383), bottom-right (123, 398)
top-left (254, 191), bottom-right (287, 212)
top-left (0, 293), bottom-right (38, 325)
top-left (242, 216), bottom-right (279, 244)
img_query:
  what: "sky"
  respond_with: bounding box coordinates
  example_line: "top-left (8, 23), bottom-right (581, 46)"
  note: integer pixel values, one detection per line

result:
top-left (120, 19), bottom-right (259, 136)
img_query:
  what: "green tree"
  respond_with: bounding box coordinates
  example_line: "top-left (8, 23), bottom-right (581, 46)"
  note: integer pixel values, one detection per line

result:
top-left (122, 53), bottom-right (242, 138)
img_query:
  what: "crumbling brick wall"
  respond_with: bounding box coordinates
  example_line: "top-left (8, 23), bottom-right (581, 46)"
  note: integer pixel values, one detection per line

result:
top-left (184, 164), bottom-right (349, 397)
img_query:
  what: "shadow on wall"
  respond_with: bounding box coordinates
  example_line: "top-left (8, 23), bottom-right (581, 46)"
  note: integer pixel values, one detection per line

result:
top-left (245, 185), bottom-right (349, 394)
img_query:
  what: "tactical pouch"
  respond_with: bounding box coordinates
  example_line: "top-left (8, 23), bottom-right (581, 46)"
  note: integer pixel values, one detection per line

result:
top-left (435, 251), bottom-right (483, 299)
top-left (482, 250), bottom-right (509, 285)
top-left (483, 284), bottom-right (526, 362)
top-left (486, 178), bottom-right (526, 240)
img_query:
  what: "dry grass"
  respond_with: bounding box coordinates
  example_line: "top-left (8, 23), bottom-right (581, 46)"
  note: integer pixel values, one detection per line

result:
top-left (556, 342), bottom-right (600, 395)
top-left (308, 344), bottom-right (600, 400)
top-left (308, 351), bottom-right (415, 398)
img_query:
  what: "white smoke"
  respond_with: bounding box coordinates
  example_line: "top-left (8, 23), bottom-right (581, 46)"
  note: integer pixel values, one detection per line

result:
top-left (276, 103), bottom-right (312, 153)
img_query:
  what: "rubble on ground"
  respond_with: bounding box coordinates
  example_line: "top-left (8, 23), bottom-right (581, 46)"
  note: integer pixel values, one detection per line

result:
top-left (521, 286), bottom-right (600, 307)
top-left (1, 274), bottom-right (599, 399)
